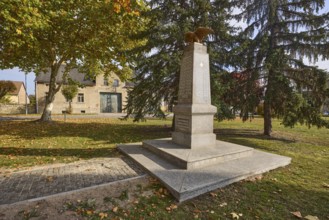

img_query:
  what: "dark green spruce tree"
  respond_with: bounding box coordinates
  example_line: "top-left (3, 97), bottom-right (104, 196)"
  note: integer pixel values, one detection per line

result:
top-left (124, 0), bottom-right (235, 123)
top-left (230, 0), bottom-right (329, 136)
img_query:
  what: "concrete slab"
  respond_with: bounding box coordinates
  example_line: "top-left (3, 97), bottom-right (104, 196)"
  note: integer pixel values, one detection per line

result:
top-left (118, 142), bottom-right (291, 202)
top-left (143, 138), bottom-right (254, 169)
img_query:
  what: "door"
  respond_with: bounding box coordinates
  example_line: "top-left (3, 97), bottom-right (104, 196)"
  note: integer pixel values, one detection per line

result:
top-left (100, 93), bottom-right (122, 113)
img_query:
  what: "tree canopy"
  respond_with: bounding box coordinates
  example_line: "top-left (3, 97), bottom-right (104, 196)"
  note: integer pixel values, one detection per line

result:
top-left (124, 0), bottom-right (235, 122)
top-left (0, 0), bottom-right (147, 121)
top-left (124, 0), bottom-right (329, 136)
top-left (228, 0), bottom-right (329, 135)
top-left (61, 83), bottom-right (79, 114)
top-left (0, 80), bottom-right (16, 101)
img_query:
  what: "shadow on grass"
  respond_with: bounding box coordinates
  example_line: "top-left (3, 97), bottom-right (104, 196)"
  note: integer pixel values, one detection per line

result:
top-left (214, 128), bottom-right (296, 154)
top-left (0, 147), bottom-right (119, 158)
top-left (0, 120), bottom-right (172, 160)
top-left (215, 128), bottom-right (295, 143)
top-left (1, 120), bottom-right (172, 143)
top-left (186, 177), bottom-right (329, 220)
top-left (0, 120), bottom-right (297, 158)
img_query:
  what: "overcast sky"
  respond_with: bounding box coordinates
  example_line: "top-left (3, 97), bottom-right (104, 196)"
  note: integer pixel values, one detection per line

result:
top-left (0, 3), bottom-right (328, 95)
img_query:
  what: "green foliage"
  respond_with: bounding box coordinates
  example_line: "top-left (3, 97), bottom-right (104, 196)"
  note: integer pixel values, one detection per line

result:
top-left (0, 80), bottom-right (16, 100)
top-left (61, 84), bottom-right (79, 114)
top-left (61, 85), bottom-right (78, 103)
top-left (227, 0), bottom-right (329, 135)
top-left (256, 103), bottom-right (264, 116)
top-left (0, 0), bottom-right (148, 120)
top-left (0, 96), bottom-right (12, 104)
top-left (28, 95), bottom-right (36, 106)
top-left (124, 0), bottom-right (235, 121)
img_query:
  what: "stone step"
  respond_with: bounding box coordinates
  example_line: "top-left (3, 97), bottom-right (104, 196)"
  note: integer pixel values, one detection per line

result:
top-left (118, 142), bottom-right (291, 202)
top-left (142, 138), bottom-right (254, 169)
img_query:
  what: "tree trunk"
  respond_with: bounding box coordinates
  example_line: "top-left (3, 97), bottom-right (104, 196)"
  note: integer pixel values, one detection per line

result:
top-left (68, 101), bottom-right (72, 114)
top-left (40, 102), bottom-right (53, 121)
top-left (263, 69), bottom-right (274, 136)
top-left (263, 98), bottom-right (272, 136)
top-left (171, 114), bottom-right (175, 131)
top-left (262, 2), bottom-right (278, 136)
top-left (39, 63), bottom-right (61, 122)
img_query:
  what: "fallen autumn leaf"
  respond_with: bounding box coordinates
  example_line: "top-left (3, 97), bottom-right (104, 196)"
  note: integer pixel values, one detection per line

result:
top-left (291, 211), bottom-right (302, 218)
top-left (304, 215), bottom-right (319, 220)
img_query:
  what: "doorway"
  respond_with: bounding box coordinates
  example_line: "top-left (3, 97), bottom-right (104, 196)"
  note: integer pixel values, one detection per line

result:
top-left (100, 93), bottom-right (122, 113)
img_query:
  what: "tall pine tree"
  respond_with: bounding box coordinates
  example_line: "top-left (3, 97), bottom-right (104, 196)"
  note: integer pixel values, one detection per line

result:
top-left (124, 0), bottom-right (235, 122)
top-left (230, 0), bottom-right (329, 135)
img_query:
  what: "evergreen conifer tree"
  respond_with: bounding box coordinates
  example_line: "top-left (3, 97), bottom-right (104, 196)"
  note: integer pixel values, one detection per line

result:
top-left (124, 0), bottom-right (234, 123)
top-left (229, 0), bottom-right (329, 135)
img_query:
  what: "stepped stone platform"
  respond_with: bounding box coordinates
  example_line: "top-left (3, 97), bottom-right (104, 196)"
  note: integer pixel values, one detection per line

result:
top-left (119, 41), bottom-right (291, 202)
top-left (118, 139), bottom-right (291, 202)
top-left (143, 138), bottom-right (254, 169)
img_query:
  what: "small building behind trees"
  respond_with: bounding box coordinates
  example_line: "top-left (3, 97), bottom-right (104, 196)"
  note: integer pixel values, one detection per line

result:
top-left (0, 81), bottom-right (30, 105)
top-left (35, 66), bottom-right (128, 114)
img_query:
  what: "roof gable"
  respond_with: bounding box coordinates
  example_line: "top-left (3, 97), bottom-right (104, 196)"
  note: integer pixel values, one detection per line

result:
top-left (0, 81), bottom-right (24, 95)
top-left (35, 66), bottom-right (95, 85)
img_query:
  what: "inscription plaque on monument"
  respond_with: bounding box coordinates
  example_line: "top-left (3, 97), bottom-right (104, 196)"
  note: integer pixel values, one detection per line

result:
top-left (176, 117), bottom-right (190, 132)
top-left (178, 54), bottom-right (193, 103)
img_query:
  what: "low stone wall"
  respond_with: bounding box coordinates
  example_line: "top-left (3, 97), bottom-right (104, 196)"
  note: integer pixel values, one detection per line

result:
top-left (0, 104), bottom-right (36, 114)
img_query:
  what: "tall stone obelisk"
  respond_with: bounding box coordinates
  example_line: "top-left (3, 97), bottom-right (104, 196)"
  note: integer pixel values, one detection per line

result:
top-left (118, 27), bottom-right (291, 202)
top-left (172, 43), bottom-right (217, 149)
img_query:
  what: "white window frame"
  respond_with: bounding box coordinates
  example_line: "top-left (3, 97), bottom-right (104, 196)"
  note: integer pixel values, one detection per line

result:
top-left (77, 93), bottom-right (84, 103)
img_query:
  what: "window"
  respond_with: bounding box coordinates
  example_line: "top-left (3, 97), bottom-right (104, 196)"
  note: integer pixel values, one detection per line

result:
top-left (103, 77), bottom-right (109, 86)
top-left (113, 79), bottom-right (119, 87)
top-left (45, 92), bottom-right (49, 101)
top-left (77, 93), bottom-right (84, 103)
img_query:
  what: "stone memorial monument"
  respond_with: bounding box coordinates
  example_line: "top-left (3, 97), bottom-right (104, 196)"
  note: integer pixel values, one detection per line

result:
top-left (118, 27), bottom-right (291, 202)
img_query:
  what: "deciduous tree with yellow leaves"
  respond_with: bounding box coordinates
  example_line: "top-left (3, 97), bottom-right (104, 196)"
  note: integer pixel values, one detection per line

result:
top-left (0, 0), bottom-right (147, 121)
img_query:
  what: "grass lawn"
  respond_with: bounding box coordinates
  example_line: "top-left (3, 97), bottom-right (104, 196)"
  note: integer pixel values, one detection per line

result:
top-left (0, 117), bottom-right (328, 219)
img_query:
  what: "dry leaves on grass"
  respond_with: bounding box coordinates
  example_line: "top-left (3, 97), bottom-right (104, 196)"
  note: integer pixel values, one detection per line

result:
top-left (154, 187), bottom-right (169, 198)
top-left (98, 212), bottom-right (108, 219)
top-left (219, 202), bottom-right (227, 207)
top-left (112, 206), bottom-right (119, 213)
top-left (304, 215), bottom-right (319, 220)
top-left (231, 212), bottom-right (243, 219)
top-left (291, 211), bottom-right (303, 218)
top-left (291, 211), bottom-right (319, 220)
top-left (209, 192), bottom-right (217, 197)
top-left (165, 204), bottom-right (178, 212)
top-left (245, 174), bottom-right (263, 182)
top-left (322, 183), bottom-right (329, 188)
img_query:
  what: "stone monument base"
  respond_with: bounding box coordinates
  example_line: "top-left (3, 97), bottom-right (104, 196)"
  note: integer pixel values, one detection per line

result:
top-left (118, 138), bottom-right (291, 202)
top-left (143, 138), bottom-right (253, 169)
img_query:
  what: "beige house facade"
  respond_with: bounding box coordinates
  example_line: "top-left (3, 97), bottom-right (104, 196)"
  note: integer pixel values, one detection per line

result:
top-left (35, 67), bottom-right (129, 114)
top-left (4, 81), bottom-right (30, 104)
